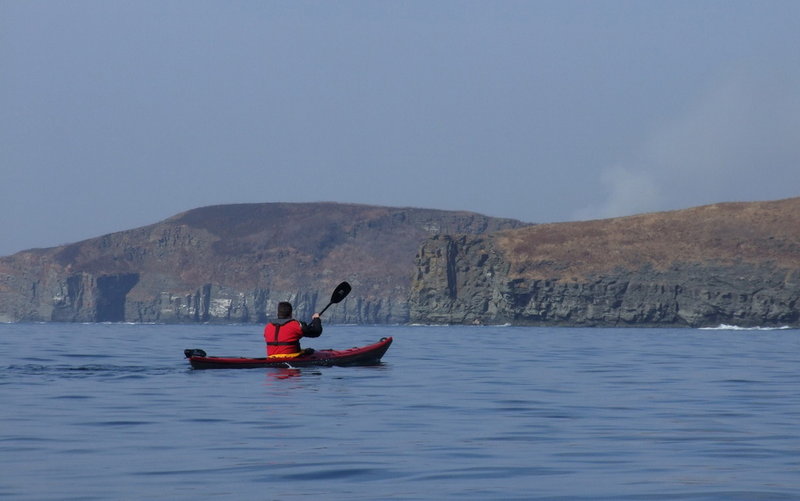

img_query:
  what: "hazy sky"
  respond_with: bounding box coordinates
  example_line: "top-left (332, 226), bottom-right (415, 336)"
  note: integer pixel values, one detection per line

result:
top-left (2, 1), bottom-right (799, 256)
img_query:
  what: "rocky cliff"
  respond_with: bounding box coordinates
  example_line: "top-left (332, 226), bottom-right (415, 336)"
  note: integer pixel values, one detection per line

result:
top-left (0, 203), bottom-right (527, 323)
top-left (410, 198), bottom-right (800, 327)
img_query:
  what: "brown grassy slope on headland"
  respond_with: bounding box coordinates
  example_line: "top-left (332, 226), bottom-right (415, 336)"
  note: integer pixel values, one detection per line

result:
top-left (494, 197), bottom-right (800, 280)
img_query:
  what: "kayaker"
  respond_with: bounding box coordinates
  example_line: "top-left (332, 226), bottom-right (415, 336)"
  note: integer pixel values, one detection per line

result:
top-left (263, 301), bottom-right (322, 358)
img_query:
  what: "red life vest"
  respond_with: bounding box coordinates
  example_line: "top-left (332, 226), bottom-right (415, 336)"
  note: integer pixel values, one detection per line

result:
top-left (264, 320), bottom-right (303, 357)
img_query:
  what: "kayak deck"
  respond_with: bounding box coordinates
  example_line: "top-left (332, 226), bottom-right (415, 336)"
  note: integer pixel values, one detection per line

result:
top-left (184, 337), bottom-right (392, 369)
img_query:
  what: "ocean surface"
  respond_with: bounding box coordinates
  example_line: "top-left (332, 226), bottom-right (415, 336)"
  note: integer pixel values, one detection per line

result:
top-left (1, 323), bottom-right (799, 500)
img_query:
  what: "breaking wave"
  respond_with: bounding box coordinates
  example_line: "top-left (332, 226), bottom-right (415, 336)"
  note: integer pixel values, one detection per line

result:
top-left (699, 324), bottom-right (794, 331)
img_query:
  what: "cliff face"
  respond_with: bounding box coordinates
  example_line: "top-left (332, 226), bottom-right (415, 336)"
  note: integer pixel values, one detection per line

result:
top-left (5, 199), bottom-right (799, 327)
top-left (410, 198), bottom-right (800, 327)
top-left (0, 203), bottom-right (527, 323)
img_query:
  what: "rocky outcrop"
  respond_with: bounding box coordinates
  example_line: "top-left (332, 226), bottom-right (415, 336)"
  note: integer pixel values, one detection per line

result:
top-left (410, 198), bottom-right (800, 327)
top-left (0, 203), bottom-right (527, 323)
top-left (5, 199), bottom-right (799, 327)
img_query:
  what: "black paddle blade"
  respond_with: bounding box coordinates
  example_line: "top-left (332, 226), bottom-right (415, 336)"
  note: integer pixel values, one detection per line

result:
top-left (319, 281), bottom-right (352, 316)
top-left (330, 281), bottom-right (351, 304)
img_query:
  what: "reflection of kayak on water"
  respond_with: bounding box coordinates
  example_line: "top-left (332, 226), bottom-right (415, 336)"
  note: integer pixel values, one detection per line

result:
top-left (184, 337), bottom-right (393, 369)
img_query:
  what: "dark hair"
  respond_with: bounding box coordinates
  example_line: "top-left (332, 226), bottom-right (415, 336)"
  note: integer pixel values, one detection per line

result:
top-left (277, 302), bottom-right (293, 319)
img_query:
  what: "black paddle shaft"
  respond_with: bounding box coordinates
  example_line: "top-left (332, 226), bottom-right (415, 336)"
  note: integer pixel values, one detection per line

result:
top-left (318, 281), bottom-right (351, 316)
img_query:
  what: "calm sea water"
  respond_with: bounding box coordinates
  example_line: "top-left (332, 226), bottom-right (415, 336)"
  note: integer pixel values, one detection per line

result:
top-left (1, 323), bottom-right (799, 500)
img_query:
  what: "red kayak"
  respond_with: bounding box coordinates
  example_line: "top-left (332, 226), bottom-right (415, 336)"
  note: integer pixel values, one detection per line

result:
top-left (184, 337), bottom-right (392, 369)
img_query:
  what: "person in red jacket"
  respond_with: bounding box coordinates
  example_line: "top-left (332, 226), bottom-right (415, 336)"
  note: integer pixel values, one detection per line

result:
top-left (263, 301), bottom-right (322, 357)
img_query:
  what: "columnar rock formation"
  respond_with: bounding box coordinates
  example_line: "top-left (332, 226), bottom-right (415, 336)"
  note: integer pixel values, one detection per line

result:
top-left (409, 198), bottom-right (800, 327)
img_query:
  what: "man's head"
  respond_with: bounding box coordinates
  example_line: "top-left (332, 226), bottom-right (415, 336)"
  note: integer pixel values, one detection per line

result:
top-left (277, 302), bottom-right (293, 319)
